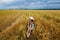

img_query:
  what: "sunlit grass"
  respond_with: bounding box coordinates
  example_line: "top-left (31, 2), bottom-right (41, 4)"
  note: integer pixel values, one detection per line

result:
top-left (0, 10), bottom-right (60, 40)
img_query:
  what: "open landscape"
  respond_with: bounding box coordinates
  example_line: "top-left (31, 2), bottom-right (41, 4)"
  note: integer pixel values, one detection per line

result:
top-left (0, 10), bottom-right (60, 40)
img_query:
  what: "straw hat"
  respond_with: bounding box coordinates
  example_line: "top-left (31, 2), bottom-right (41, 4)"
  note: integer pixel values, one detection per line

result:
top-left (29, 17), bottom-right (34, 20)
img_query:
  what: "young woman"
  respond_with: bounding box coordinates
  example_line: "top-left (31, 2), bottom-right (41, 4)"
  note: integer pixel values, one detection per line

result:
top-left (27, 17), bottom-right (35, 38)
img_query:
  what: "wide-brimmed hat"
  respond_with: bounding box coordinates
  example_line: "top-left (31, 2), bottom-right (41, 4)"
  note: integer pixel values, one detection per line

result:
top-left (29, 17), bottom-right (34, 20)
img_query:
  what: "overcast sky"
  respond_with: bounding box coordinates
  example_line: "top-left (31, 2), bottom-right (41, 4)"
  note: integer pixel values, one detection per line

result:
top-left (0, 0), bottom-right (60, 9)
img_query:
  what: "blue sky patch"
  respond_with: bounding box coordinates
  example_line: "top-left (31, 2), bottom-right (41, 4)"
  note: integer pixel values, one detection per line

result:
top-left (0, 0), bottom-right (60, 9)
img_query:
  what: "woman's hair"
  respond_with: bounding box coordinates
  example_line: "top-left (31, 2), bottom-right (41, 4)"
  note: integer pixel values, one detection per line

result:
top-left (31, 20), bottom-right (34, 22)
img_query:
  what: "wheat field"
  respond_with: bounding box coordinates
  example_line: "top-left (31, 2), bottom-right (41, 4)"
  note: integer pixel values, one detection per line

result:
top-left (0, 10), bottom-right (60, 40)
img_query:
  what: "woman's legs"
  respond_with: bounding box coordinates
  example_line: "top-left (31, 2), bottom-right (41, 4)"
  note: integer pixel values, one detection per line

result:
top-left (27, 25), bottom-right (31, 37)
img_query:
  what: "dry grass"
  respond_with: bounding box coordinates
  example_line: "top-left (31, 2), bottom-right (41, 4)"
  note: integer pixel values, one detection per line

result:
top-left (0, 10), bottom-right (60, 40)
